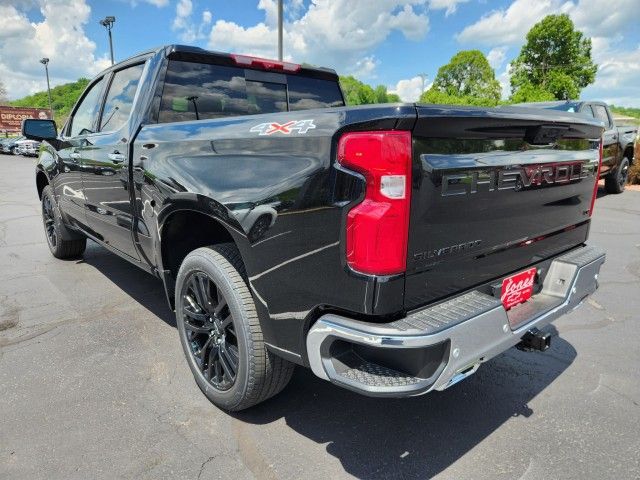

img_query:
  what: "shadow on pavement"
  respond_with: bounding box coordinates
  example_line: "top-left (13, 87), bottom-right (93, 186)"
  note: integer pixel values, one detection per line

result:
top-left (79, 241), bottom-right (576, 479)
top-left (236, 327), bottom-right (574, 479)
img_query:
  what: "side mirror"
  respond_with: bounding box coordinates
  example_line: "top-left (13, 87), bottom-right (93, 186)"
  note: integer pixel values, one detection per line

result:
top-left (22, 119), bottom-right (57, 142)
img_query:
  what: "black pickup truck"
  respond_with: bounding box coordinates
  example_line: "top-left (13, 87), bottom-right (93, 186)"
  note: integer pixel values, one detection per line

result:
top-left (24, 45), bottom-right (606, 411)
top-left (521, 100), bottom-right (638, 193)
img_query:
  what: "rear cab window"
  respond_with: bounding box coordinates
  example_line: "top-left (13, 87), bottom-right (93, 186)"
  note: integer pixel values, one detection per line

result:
top-left (157, 58), bottom-right (344, 123)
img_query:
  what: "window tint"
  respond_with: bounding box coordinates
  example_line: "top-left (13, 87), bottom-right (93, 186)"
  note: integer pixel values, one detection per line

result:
top-left (287, 76), bottom-right (344, 111)
top-left (100, 63), bottom-right (145, 132)
top-left (68, 77), bottom-right (105, 137)
top-left (592, 105), bottom-right (610, 127)
top-left (583, 106), bottom-right (596, 117)
top-left (159, 62), bottom-right (251, 122)
top-left (158, 60), bottom-right (344, 123)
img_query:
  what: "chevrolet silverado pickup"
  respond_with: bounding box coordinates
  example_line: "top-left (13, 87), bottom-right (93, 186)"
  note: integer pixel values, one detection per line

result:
top-left (24, 45), bottom-right (606, 411)
top-left (521, 100), bottom-right (637, 193)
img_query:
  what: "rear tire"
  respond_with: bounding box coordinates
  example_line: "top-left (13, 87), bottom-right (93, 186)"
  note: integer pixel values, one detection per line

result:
top-left (605, 157), bottom-right (629, 194)
top-left (175, 244), bottom-right (294, 411)
top-left (41, 186), bottom-right (86, 259)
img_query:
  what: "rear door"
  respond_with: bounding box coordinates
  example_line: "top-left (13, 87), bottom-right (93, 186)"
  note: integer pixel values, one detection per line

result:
top-left (590, 103), bottom-right (618, 175)
top-left (83, 62), bottom-right (146, 260)
top-left (404, 106), bottom-right (602, 309)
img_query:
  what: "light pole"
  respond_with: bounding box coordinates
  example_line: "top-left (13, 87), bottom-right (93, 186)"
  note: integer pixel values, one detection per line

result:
top-left (417, 73), bottom-right (428, 95)
top-left (277, 0), bottom-right (283, 61)
top-left (40, 58), bottom-right (53, 120)
top-left (99, 16), bottom-right (116, 65)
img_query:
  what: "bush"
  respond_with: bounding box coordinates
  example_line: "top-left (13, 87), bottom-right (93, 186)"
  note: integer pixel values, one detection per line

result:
top-left (628, 162), bottom-right (640, 185)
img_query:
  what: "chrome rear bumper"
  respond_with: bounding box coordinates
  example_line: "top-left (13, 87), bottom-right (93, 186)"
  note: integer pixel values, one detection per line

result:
top-left (306, 245), bottom-right (605, 396)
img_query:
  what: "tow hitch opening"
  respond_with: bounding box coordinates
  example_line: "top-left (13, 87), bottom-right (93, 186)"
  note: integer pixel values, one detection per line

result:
top-left (517, 328), bottom-right (551, 352)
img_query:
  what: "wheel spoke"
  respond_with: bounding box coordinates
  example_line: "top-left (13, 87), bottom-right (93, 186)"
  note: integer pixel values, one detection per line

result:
top-left (213, 289), bottom-right (227, 317)
top-left (184, 318), bottom-right (211, 334)
top-left (198, 336), bottom-right (214, 365)
top-left (219, 343), bottom-right (238, 380)
top-left (189, 275), bottom-right (206, 310)
top-left (182, 305), bottom-right (207, 322)
top-left (205, 345), bottom-right (219, 380)
top-left (198, 274), bottom-right (214, 313)
top-left (220, 314), bottom-right (232, 330)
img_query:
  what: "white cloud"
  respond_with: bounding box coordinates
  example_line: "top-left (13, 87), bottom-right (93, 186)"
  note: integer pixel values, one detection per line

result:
top-left (486, 46), bottom-right (507, 69)
top-left (131, 0), bottom-right (170, 6)
top-left (207, 0), bottom-right (430, 78)
top-left (561, 0), bottom-right (640, 37)
top-left (389, 76), bottom-right (429, 102)
top-left (429, 0), bottom-right (470, 16)
top-left (583, 45), bottom-right (640, 107)
top-left (457, 0), bottom-right (640, 46)
top-left (456, 0), bottom-right (554, 45)
top-left (0, 1), bottom-right (110, 100)
top-left (172, 0), bottom-right (212, 42)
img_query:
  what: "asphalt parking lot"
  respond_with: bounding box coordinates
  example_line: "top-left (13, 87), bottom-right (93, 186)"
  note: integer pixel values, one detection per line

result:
top-left (0, 152), bottom-right (639, 480)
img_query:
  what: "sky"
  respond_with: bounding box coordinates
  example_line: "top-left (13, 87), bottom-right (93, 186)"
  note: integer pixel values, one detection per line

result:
top-left (1, 0), bottom-right (639, 106)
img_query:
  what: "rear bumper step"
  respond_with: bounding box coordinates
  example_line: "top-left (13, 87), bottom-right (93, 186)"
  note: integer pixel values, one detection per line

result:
top-left (306, 244), bottom-right (605, 397)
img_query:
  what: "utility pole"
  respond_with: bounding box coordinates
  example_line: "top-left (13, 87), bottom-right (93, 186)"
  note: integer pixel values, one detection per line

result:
top-left (99, 16), bottom-right (116, 65)
top-left (40, 58), bottom-right (54, 120)
top-left (277, 0), bottom-right (283, 60)
top-left (417, 73), bottom-right (428, 95)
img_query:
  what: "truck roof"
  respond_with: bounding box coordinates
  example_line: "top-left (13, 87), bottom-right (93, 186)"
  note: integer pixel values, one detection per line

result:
top-left (97, 44), bottom-right (338, 81)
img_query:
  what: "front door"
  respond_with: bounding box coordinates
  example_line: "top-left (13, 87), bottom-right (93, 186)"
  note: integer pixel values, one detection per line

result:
top-left (82, 63), bottom-right (145, 260)
top-left (54, 76), bottom-right (107, 231)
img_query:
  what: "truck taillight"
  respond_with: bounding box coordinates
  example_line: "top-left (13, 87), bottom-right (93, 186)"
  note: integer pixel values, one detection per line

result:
top-left (337, 131), bottom-right (412, 275)
top-left (589, 138), bottom-right (603, 216)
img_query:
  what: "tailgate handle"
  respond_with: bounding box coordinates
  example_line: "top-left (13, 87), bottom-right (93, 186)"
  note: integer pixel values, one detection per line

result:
top-left (525, 125), bottom-right (569, 145)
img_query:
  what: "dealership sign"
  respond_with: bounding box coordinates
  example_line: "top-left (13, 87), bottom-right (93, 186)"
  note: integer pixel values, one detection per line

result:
top-left (0, 106), bottom-right (51, 133)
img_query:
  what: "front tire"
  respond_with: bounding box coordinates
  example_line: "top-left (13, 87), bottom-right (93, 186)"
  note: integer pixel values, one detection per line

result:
top-left (41, 186), bottom-right (86, 258)
top-left (175, 244), bottom-right (294, 411)
top-left (605, 157), bottom-right (630, 194)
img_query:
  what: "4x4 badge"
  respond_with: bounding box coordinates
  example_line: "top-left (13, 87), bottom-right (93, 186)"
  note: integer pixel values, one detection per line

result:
top-left (250, 119), bottom-right (316, 135)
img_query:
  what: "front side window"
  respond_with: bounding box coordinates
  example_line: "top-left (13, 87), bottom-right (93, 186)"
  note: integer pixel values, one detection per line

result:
top-left (68, 77), bottom-right (106, 137)
top-left (100, 63), bottom-right (145, 132)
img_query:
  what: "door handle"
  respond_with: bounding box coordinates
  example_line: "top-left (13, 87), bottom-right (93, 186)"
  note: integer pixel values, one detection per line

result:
top-left (108, 151), bottom-right (126, 163)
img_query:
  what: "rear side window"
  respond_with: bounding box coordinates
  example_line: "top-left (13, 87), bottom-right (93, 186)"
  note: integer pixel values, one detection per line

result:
top-left (158, 60), bottom-right (343, 123)
top-left (591, 105), bottom-right (611, 128)
top-left (287, 76), bottom-right (344, 111)
top-left (100, 63), bottom-right (145, 132)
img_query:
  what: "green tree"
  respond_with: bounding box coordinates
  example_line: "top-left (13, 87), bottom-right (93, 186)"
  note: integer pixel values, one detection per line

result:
top-left (339, 76), bottom-right (399, 105)
top-left (510, 14), bottom-right (597, 101)
top-left (420, 50), bottom-right (501, 106)
top-left (10, 78), bottom-right (90, 123)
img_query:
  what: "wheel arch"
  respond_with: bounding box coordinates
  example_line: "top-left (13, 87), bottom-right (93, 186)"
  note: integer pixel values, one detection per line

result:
top-left (156, 199), bottom-right (250, 308)
top-left (36, 168), bottom-right (50, 199)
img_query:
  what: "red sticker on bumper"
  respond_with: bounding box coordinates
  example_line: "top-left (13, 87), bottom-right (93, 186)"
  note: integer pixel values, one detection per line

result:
top-left (501, 267), bottom-right (536, 310)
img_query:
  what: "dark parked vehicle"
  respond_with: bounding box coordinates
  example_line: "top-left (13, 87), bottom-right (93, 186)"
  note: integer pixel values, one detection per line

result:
top-left (25, 45), bottom-right (606, 411)
top-left (1, 135), bottom-right (25, 155)
top-left (519, 100), bottom-right (637, 193)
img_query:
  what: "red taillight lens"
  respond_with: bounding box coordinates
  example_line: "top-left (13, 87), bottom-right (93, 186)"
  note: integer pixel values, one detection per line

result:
top-left (338, 131), bottom-right (412, 275)
top-left (589, 138), bottom-right (603, 216)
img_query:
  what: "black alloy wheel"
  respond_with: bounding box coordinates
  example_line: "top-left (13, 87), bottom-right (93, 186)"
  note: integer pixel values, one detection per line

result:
top-left (182, 271), bottom-right (240, 391)
top-left (42, 193), bottom-right (57, 249)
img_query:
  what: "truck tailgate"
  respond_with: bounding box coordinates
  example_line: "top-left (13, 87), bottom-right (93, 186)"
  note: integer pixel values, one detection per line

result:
top-left (405, 105), bottom-right (603, 309)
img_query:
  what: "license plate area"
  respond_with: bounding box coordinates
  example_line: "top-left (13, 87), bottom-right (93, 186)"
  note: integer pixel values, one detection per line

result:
top-left (500, 267), bottom-right (537, 310)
